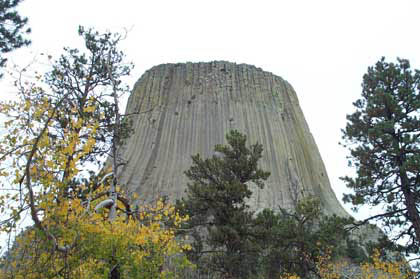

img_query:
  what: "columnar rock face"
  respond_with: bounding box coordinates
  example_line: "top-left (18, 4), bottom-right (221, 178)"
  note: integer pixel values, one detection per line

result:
top-left (118, 61), bottom-right (349, 217)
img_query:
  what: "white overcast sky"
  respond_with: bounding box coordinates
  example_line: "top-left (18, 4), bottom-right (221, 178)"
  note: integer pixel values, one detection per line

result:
top-left (3, 0), bottom-right (420, 219)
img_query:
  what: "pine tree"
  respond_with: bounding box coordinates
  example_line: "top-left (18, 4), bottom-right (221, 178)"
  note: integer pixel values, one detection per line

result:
top-left (0, 0), bottom-right (31, 77)
top-left (177, 130), bottom-right (270, 279)
top-left (342, 57), bottom-right (420, 253)
top-left (254, 197), bottom-right (352, 279)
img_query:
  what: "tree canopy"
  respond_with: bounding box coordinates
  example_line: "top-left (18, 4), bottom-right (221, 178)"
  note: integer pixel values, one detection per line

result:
top-left (0, 0), bottom-right (30, 77)
top-left (177, 131), bottom-right (356, 279)
top-left (254, 197), bottom-right (352, 279)
top-left (177, 130), bottom-right (270, 278)
top-left (341, 57), bottom-right (420, 253)
top-left (0, 27), bottom-right (191, 278)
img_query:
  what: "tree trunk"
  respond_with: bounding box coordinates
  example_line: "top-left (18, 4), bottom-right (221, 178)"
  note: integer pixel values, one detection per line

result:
top-left (109, 264), bottom-right (120, 279)
top-left (400, 169), bottom-right (420, 247)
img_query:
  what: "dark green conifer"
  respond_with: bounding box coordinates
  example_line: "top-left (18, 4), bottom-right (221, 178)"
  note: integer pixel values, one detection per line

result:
top-left (342, 57), bottom-right (420, 253)
top-left (254, 197), bottom-right (351, 279)
top-left (177, 130), bottom-right (270, 279)
top-left (0, 0), bottom-right (30, 77)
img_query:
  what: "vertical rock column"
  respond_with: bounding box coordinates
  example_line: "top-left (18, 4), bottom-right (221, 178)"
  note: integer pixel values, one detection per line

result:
top-left (118, 61), bottom-right (349, 217)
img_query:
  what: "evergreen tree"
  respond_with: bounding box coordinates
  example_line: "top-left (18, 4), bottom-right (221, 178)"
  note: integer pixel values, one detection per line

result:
top-left (177, 130), bottom-right (270, 279)
top-left (0, 0), bottom-right (30, 77)
top-left (341, 57), bottom-right (420, 253)
top-left (254, 197), bottom-right (352, 279)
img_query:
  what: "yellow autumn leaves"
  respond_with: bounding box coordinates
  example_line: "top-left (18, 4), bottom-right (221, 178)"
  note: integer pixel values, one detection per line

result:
top-left (1, 196), bottom-right (192, 279)
top-left (282, 249), bottom-right (414, 279)
top-left (0, 84), bottom-right (193, 278)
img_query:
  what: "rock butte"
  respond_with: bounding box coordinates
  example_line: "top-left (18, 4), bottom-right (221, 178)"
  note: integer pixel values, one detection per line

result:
top-left (118, 61), bottom-right (349, 217)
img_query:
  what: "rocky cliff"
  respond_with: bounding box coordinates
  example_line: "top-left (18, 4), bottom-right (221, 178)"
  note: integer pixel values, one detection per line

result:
top-left (118, 61), bottom-right (349, 217)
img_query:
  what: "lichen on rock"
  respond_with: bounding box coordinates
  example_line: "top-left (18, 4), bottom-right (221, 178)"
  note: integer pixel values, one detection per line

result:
top-left (118, 61), bottom-right (348, 218)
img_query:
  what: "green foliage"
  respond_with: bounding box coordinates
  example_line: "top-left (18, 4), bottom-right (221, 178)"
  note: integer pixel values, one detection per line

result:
top-left (0, 26), bottom-right (134, 231)
top-left (0, 0), bottom-right (30, 77)
top-left (254, 197), bottom-right (352, 279)
top-left (0, 27), bottom-right (192, 278)
top-left (177, 131), bottom-right (356, 279)
top-left (345, 239), bottom-right (368, 264)
top-left (1, 200), bottom-right (192, 279)
top-left (177, 130), bottom-right (270, 278)
top-left (45, 25), bottom-right (133, 167)
top-left (341, 57), bottom-right (420, 253)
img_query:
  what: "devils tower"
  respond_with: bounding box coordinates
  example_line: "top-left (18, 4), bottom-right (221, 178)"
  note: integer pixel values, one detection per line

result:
top-left (117, 61), bottom-right (349, 217)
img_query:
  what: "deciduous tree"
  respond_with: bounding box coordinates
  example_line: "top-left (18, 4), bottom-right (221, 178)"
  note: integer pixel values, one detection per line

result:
top-left (283, 248), bottom-right (414, 279)
top-left (0, 26), bottom-right (191, 278)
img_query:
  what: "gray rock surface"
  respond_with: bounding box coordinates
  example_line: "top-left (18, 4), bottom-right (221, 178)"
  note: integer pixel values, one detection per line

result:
top-left (118, 61), bottom-right (349, 217)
